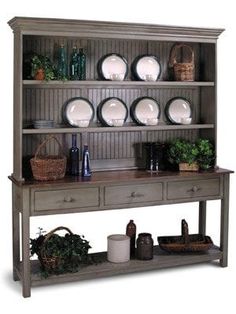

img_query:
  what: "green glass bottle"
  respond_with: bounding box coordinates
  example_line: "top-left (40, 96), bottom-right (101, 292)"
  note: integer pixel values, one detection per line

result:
top-left (78, 48), bottom-right (86, 80)
top-left (70, 46), bottom-right (79, 80)
top-left (57, 44), bottom-right (67, 79)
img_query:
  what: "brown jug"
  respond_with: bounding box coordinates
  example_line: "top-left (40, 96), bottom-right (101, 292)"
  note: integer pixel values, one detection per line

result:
top-left (126, 220), bottom-right (136, 258)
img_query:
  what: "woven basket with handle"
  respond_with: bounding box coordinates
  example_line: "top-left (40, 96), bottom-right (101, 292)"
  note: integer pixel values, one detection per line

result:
top-left (38, 226), bottom-right (73, 272)
top-left (30, 136), bottom-right (66, 181)
top-left (158, 219), bottom-right (213, 252)
top-left (169, 44), bottom-right (195, 81)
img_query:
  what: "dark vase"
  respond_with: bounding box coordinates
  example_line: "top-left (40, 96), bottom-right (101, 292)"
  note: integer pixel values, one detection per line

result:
top-left (70, 46), bottom-right (79, 80)
top-left (81, 145), bottom-right (91, 177)
top-left (78, 48), bottom-right (86, 80)
top-left (137, 233), bottom-right (153, 260)
top-left (69, 134), bottom-right (79, 176)
top-left (144, 142), bottom-right (169, 172)
top-left (126, 220), bottom-right (136, 258)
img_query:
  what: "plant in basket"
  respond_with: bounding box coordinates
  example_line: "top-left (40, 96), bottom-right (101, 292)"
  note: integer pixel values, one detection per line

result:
top-left (30, 226), bottom-right (91, 277)
top-left (168, 139), bottom-right (199, 171)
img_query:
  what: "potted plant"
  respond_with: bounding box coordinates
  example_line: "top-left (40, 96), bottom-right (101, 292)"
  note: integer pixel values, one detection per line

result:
top-left (196, 139), bottom-right (215, 170)
top-left (168, 139), bottom-right (199, 171)
top-left (31, 54), bottom-right (55, 81)
top-left (30, 226), bottom-right (91, 276)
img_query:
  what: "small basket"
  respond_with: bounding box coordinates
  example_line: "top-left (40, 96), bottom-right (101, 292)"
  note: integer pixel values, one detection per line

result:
top-left (38, 226), bottom-right (73, 272)
top-left (158, 219), bottom-right (213, 253)
top-left (169, 44), bottom-right (195, 81)
top-left (179, 162), bottom-right (199, 172)
top-left (30, 136), bottom-right (66, 181)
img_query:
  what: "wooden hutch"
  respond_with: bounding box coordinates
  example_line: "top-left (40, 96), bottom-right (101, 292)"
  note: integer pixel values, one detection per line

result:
top-left (8, 17), bottom-right (232, 297)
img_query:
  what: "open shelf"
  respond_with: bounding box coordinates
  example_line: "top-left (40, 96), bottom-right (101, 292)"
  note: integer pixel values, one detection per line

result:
top-left (22, 123), bottom-right (214, 134)
top-left (23, 80), bottom-right (215, 88)
top-left (15, 246), bottom-right (222, 287)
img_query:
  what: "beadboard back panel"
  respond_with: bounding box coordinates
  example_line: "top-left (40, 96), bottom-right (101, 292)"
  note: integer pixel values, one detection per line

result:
top-left (23, 128), bottom-right (199, 174)
top-left (23, 36), bottom-right (212, 81)
top-left (23, 87), bottom-right (200, 125)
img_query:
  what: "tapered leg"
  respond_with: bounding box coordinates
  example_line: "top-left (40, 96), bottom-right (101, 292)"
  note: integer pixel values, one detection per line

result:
top-left (220, 174), bottom-right (230, 267)
top-left (198, 201), bottom-right (207, 235)
top-left (12, 185), bottom-right (20, 281)
top-left (21, 189), bottom-right (31, 298)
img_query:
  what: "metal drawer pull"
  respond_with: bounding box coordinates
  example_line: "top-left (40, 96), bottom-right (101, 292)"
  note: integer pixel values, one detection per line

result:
top-left (63, 196), bottom-right (74, 203)
top-left (188, 186), bottom-right (201, 193)
top-left (129, 192), bottom-right (145, 198)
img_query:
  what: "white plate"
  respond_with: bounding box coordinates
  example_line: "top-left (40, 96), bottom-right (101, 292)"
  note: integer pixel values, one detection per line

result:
top-left (131, 97), bottom-right (160, 125)
top-left (132, 55), bottom-right (161, 81)
top-left (97, 98), bottom-right (128, 126)
top-left (98, 54), bottom-right (128, 81)
top-left (63, 97), bottom-right (94, 127)
top-left (165, 97), bottom-right (192, 124)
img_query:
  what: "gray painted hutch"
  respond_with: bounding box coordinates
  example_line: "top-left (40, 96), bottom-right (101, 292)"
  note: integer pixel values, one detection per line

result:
top-left (8, 17), bottom-right (232, 297)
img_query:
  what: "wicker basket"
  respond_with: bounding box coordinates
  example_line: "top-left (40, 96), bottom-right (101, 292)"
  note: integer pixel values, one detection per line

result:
top-left (38, 226), bottom-right (73, 272)
top-left (169, 44), bottom-right (195, 81)
top-left (179, 162), bottom-right (199, 172)
top-left (30, 136), bottom-right (66, 181)
top-left (158, 219), bottom-right (213, 253)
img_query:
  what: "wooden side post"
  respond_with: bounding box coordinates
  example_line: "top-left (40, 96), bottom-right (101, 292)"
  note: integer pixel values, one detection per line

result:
top-left (220, 174), bottom-right (230, 267)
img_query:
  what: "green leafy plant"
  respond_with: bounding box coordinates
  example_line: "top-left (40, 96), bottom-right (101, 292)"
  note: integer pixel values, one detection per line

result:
top-left (168, 139), bottom-right (199, 165)
top-left (196, 139), bottom-right (215, 170)
top-left (31, 55), bottom-right (56, 81)
top-left (168, 138), bottom-right (215, 170)
top-left (30, 227), bottom-right (91, 276)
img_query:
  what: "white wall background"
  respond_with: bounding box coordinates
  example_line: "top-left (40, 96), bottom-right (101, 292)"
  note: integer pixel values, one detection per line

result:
top-left (0, 0), bottom-right (235, 312)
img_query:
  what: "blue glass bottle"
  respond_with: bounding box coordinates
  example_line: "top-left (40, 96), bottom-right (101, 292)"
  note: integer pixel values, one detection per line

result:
top-left (81, 145), bottom-right (91, 177)
top-left (57, 44), bottom-right (67, 79)
top-left (69, 134), bottom-right (79, 176)
top-left (70, 46), bottom-right (79, 80)
top-left (78, 48), bottom-right (86, 80)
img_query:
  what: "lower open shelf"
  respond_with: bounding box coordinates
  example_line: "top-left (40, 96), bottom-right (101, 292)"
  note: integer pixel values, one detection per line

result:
top-left (16, 246), bottom-right (222, 287)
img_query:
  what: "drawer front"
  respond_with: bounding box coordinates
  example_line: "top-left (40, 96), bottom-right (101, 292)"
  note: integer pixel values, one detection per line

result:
top-left (105, 183), bottom-right (163, 206)
top-left (34, 187), bottom-right (99, 211)
top-left (167, 178), bottom-right (220, 200)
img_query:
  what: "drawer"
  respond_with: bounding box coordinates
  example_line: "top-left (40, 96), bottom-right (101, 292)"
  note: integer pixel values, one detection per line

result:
top-left (33, 187), bottom-right (99, 211)
top-left (167, 178), bottom-right (221, 200)
top-left (105, 183), bottom-right (163, 206)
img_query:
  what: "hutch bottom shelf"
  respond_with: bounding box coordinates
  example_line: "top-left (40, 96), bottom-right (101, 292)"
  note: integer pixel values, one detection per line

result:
top-left (15, 246), bottom-right (222, 287)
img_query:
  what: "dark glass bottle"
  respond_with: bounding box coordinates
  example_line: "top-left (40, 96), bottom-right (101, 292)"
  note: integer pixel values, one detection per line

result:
top-left (78, 48), bottom-right (86, 80)
top-left (126, 220), bottom-right (136, 258)
top-left (81, 145), bottom-right (91, 177)
top-left (70, 46), bottom-right (79, 80)
top-left (137, 233), bottom-right (153, 260)
top-left (69, 134), bottom-right (79, 175)
top-left (58, 44), bottom-right (67, 79)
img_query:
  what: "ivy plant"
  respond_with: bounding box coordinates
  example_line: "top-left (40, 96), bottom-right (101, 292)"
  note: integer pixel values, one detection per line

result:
top-left (30, 228), bottom-right (91, 276)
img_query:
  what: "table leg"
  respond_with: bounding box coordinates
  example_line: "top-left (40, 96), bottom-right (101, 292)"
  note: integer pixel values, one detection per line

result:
top-left (199, 201), bottom-right (207, 235)
top-left (21, 189), bottom-right (31, 297)
top-left (220, 174), bottom-right (230, 267)
top-left (12, 184), bottom-right (20, 281)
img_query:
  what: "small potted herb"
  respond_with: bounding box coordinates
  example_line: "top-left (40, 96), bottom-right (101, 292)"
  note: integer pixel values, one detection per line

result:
top-left (196, 139), bottom-right (215, 170)
top-left (30, 226), bottom-right (91, 276)
top-left (168, 139), bottom-right (199, 171)
top-left (31, 54), bottom-right (56, 81)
